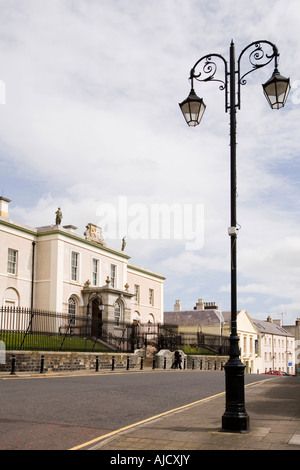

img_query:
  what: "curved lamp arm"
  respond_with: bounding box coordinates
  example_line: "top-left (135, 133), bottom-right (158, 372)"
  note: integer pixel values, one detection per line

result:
top-left (189, 53), bottom-right (228, 112)
top-left (237, 40), bottom-right (287, 109)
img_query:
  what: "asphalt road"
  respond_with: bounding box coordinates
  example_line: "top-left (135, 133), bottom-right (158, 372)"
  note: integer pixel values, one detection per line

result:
top-left (0, 370), bottom-right (267, 450)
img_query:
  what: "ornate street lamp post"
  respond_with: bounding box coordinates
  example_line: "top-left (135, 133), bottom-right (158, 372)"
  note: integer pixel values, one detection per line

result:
top-left (179, 40), bottom-right (290, 433)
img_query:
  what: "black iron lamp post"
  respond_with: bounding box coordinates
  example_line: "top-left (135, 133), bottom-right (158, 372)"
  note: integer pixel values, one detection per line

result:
top-left (179, 40), bottom-right (290, 433)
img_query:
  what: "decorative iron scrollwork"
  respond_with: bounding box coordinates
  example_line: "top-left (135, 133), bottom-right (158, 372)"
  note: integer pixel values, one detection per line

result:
top-left (190, 53), bottom-right (228, 91)
top-left (186, 40), bottom-right (279, 113)
top-left (238, 40), bottom-right (279, 86)
top-left (190, 53), bottom-right (228, 111)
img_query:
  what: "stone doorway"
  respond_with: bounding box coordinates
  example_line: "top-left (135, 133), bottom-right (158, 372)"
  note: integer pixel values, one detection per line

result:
top-left (91, 298), bottom-right (103, 337)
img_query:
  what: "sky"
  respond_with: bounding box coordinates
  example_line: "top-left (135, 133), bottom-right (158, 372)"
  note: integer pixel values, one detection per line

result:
top-left (0, 0), bottom-right (299, 325)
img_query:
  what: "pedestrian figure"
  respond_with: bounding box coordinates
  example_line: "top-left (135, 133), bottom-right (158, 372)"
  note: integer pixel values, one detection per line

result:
top-left (171, 350), bottom-right (182, 369)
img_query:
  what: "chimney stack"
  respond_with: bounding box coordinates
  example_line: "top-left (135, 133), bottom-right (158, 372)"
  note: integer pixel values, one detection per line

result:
top-left (174, 300), bottom-right (181, 311)
top-left (0, 196), bottom-right (11, 219)
top-left (195, 298), bottom-right (205, 310)
top-left (267, 315), bottom-right (272, 323)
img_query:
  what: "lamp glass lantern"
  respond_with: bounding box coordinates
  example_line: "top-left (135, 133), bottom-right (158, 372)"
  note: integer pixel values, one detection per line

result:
top-left (179, 88), bottom-right (206, 126)
top-left (262, 69), bottom-right (290, 109)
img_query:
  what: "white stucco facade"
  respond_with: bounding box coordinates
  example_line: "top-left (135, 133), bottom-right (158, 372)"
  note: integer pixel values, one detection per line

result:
top-left (0, 197), bottom-right (165, 327)
top-left (252, 317), bottom-right (295, 375)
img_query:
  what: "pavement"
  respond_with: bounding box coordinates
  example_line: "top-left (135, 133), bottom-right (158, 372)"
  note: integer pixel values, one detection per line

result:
top-left (74, 372), bottom-right (300, 451)
top-left (1, 369), bottom-right (300, 451)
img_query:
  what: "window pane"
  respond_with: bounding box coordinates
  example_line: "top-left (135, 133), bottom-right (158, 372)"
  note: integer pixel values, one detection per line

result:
top-left (114, 301), bottom-right (121, 326)
top-left (111, 264), bottom-right (116, 288)
top-left (134, 285), bottom-right (139, 302)
top-left (68, 297), bottom-right (76, 325)
top-left (7, 249), bottom-right (17, 274)
top-left (149, 289), bottom-right (154, 305)
top-left (92, 258), bottom-right (99, 286)
top-left (71, 252), bottom-right (79, 281)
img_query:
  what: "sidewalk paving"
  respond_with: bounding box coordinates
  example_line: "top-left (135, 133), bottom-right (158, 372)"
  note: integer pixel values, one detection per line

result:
top-left (87, 375), bottom-right (300, 451)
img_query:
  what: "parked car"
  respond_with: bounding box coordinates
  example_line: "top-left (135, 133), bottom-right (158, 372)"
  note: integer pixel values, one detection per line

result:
top-left (262, 370), bottom-right (283, 375)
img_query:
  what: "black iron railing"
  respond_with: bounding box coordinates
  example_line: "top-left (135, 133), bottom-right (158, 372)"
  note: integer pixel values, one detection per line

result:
top-left (0, 306), bottom-right (229, 354)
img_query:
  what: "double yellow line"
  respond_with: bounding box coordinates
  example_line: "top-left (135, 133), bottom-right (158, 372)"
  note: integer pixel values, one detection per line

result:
top-left (69, 390), bottom-right (226, 450)
top-left (69, 378), bottom-right (268, 450)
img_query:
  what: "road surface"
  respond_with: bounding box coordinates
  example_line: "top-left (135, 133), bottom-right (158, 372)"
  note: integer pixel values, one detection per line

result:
top-left (0, 370), bottom-right (267, 450)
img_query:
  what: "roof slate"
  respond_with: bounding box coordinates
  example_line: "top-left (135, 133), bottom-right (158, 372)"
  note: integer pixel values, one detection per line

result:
top-left (164, 310), bottom-right (230, 327)
top-left (251, 318), bottom-right (290, 336)
top-left (164, 310), bottom-right (292, 337)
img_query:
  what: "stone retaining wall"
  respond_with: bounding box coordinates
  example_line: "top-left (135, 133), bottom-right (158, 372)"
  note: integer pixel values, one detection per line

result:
top-left (0, 351), bottom-right (139, 373)
top-left (185, 354), bottom-right (228, 370)
top-left (155, 349), bottom-right (228, 370)
top-left (0, 350), bottom-right (228, 374)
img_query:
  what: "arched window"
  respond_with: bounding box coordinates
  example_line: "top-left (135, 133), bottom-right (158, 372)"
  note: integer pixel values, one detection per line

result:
top-left (68, 296), bottom-right (77, 326)
top-left (132, 311), bottom-right (141, 322)
top-left (114, 300), bottom-right (122, 326)
top-left (3, 287), bottom-right (20, 308)
top-left (147, 314), bottom-right (155, 341)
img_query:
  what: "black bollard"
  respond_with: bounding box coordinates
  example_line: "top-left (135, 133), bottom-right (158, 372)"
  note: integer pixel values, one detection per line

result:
top-left (10, 355), bottom-right (15, 375)
top-left (126, 356), bottom-right (130, 370)
top-left (152, 358), bottom-right (155, 369)
top-left (40, 355), bottom-right (45, 374)
top-left (140, 357), bottom-right (143, 370)
top-left (164, 357), bottom-right (166, 369)
top-left (95, 356), bottom-right (99, 372)
top-left (112, 356), bottom-right (115, 371)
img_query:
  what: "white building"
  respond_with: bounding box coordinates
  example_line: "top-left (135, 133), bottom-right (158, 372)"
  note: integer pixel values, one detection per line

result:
top-left (252, 316), bottom-right (295, 375)
top-left (0, 197), bottom-right (165, 328)
top-left (284, 319), bottom-right (300, 375)
top-left (165, 299), bottom-right (296, 374)
top-left (165, 300), bottom-right (258, 373)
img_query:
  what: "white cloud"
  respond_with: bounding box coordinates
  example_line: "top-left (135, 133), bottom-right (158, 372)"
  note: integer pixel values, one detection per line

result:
top-left (1, 0), bottom-right (299, 325)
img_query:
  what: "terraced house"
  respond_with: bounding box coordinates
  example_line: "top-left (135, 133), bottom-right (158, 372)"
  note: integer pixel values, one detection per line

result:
top-left (165, 299), bottom-right (296, 375)
top-left (252, 316), bottom-right (295, 375)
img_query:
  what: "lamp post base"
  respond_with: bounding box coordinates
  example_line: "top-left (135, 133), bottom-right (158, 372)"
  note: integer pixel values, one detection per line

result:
top-left (222, 414), bottom-right (250, 433)
top-left (221, 336), bottom-right (250, 433)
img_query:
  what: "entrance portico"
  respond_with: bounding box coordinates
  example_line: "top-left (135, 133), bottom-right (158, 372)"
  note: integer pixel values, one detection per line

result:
top-left (82, 284), bottom-right (134, 323)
